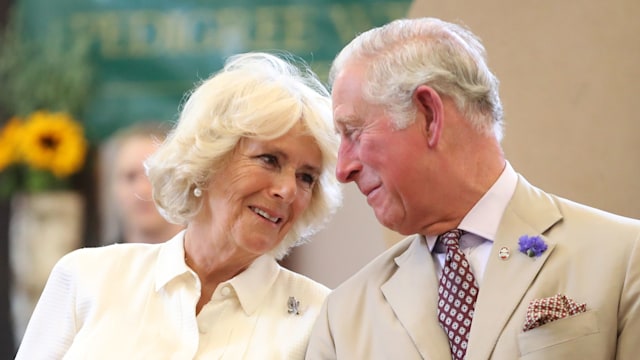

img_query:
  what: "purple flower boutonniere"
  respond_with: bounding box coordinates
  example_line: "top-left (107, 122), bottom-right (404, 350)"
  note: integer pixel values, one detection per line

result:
top-left (518, 235), bottom-right (548, 257)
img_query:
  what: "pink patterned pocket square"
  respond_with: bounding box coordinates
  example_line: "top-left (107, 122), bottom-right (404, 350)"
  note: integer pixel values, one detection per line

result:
top-left (523, 294), bottom-right (587, 331)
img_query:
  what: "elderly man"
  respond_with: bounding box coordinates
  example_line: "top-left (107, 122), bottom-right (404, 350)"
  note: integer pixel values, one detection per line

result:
top-left (306, 17), bottom-right (640, 360)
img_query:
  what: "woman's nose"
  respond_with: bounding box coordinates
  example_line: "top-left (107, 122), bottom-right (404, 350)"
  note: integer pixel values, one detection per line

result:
top-left (271, 171), bottom-right (297, 203)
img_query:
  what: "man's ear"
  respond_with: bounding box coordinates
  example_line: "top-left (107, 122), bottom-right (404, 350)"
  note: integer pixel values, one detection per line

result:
top-left (413, 85), bottom-right (444, 148)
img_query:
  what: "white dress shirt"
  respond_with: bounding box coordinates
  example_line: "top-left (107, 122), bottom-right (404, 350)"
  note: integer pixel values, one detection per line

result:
top-left (16, 231), bottom-right (330, 360)
top-left (427, 162), bottom-right (518, 285)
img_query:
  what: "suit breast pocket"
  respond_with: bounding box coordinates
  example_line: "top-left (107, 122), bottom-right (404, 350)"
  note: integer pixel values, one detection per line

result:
top-left (517, 310), bottom-right (599, 356)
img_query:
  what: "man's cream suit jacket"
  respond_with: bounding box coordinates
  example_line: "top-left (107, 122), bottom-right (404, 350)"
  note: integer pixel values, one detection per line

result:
top-left (306, 175), bottom-right (640, 359)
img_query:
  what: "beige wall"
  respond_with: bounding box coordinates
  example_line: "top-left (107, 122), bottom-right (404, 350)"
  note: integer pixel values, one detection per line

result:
top-left (285, 0), bottom-right (639, 288)
top-left (408, 0), bottom-right (640, 220)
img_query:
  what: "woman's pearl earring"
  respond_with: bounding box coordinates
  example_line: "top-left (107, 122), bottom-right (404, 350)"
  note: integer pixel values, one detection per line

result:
top-left (193, 187), bottom-right (202, 197)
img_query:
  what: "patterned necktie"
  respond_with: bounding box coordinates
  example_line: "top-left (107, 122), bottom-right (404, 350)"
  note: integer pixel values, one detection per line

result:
top-left (437, 229), bottom-right (479, 360)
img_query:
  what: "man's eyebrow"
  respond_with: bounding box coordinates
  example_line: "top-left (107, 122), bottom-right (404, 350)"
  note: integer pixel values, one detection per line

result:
top-left (333, 115), bottom-right (359, 132)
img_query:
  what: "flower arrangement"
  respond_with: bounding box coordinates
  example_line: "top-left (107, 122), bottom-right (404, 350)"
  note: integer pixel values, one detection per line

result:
top-left (0, 111), bottom-right (88, 197)
top-left (0, 6), bottom-right (93, 198)
top-left (518, 235), bottom-right (548, 258)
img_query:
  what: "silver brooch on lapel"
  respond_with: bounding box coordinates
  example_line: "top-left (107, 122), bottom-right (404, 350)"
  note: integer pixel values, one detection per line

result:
top-left (287, 296), bottom-right (300, 315)
top-left (498, 246), bottom-right (510, 260)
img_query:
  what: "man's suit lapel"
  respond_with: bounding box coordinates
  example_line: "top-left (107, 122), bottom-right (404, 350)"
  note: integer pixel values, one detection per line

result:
top-left (381, 235), bottom-right (451, 360)
top-left (466, 175), bottom-right (562, 360)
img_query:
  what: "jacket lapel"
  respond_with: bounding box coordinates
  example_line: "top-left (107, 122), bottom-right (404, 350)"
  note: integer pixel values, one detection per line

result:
top-left (381, 235), bottom-right (451, 360)
top-left (466, 175), bottom-right (562, 360)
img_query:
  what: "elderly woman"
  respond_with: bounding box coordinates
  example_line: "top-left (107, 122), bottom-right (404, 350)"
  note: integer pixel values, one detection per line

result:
top-left (16, 52), bottom-right (342, 359)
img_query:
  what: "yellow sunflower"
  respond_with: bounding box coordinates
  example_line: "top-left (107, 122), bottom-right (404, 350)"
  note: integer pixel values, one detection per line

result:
top-left (0, 117), bottom-right (23, 171)
top-left (20, 111), bottom-right (88, 177)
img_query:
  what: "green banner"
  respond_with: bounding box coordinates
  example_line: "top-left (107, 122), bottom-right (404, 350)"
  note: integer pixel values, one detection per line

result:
top-left (17, 0), bottom-right (410, 142)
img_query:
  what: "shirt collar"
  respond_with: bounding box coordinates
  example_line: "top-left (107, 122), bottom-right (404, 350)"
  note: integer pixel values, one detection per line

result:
top-left (227, 254), bottom-right (280, 315)
top-left (426, 161), bottom-right (518, 251)
top-left (155, 230), bottom-right (192, 291)
top-left (461, 161), bottom-right (517, 239)
top-left (154, 231), bottom-right (281, 316)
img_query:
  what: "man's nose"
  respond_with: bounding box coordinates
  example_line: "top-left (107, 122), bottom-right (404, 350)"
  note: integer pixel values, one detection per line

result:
top-left (335, 142), bottom-right (360, 183)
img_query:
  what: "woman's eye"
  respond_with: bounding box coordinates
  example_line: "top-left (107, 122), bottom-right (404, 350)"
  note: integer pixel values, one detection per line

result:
top-left (299, 173), bottom-right (316, 187)
top-left (258, 154), bottom-right (278, 166)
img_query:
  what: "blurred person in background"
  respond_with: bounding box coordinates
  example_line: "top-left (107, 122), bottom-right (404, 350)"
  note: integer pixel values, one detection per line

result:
top-left (16, 51), bottom-right (342, 359)
top-left (100, 121), bottom-right (183, 245)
